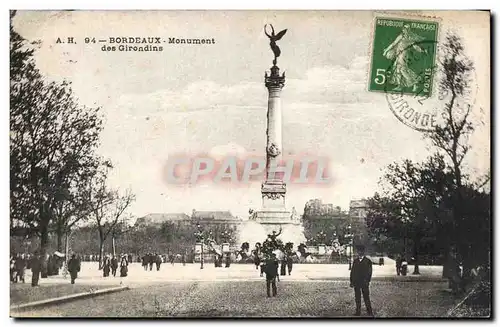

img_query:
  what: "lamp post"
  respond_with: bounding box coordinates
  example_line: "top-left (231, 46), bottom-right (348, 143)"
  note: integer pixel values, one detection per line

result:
top-left (63, 228), bottom-right (73, 278)
top-left (194, 224), bottom-right (205, 270)
top-left (345, 224), bottom-right (353, 270)
top-left (317, 231), bottom-right (326, 245)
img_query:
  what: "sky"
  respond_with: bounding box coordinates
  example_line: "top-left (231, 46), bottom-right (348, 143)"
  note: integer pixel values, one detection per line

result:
top-left (12, 10), bottom-right (490, 220)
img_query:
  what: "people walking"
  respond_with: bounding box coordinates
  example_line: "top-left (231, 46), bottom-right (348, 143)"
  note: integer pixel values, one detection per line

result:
top-left (67, 254), bottom-right (81, 284)
top-left (401, 257), bottom-right (408, 276)
top-left (103, 256), bottom-right (111, 277)
top-left (142, 254), bottom-right (148, 271)
top-left (149, 253), bottom-right (154, 271)
top-left (395, 255), bottom-right (402, 276)
top-left (350, 246), bottom-right (374, 317)
top-left (30, 253), bottom-right (41, 287)
top-left (286, 254), bottom-right (293, 275)
top-left (155, 253), bottom-right (162, 271)
top-left (254, 251), bottom-right (261, 271)
top-left (264, 253), bottom-right (279, 297)
top-left (280, 257), bottom-right (287, 276)
top-left (120, 256), bottom-right (128, 277)
top-left (111, 256), bottom-right (118, 277)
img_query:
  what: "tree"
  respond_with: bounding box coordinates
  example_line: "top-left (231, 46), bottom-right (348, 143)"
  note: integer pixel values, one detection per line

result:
top-left (49, 179), bottom-right (95, 251)
top-left (424, 32), bottom-right (487, 277)
top-left (368, 155), bottom-right (455, 274)
top-left (10, 11), bottom-right (103, 259)
top-left (366, 194), bottom-right (406, 256)
top-left (87, 162), bottom-right (135, 268)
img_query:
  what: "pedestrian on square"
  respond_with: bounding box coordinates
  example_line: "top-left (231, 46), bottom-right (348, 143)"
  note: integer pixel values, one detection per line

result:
top-left (350, 245), bottom-right (374, 316)
top-left (10, 255), bottom-right (17, 283)
top-left (401, 258), bottom-right (408, 276)
top-left (103, 256), bottom-right (111, 277)
top-left (264, 253), bottom-right (279, 297)
top-left (15, 254), bottom-right (26, 283)
top-left (120, 256), bottom-right (128, 277)
top-left (149, 253), bottom-right (155, 270)
top-left (253, 251), bottom-right (261, 270)
top-left (286, 254), bottom-right (293, 275)
top-left (111, 255), bottom-right (118, 277)
top-left (279, 251), bottom-right (287, 276)
top-left (395, 255), bottom-right (402, 276)
top-left (181, 252), bottom-right (186, 266)
top-left (30, 253), bottom-right (41, 287)
top-left (155, 253), bottom-right (162, 271)
top-left (141, 254), bottom-right (148, 271)
top-left (67, 254), bottom-right (81, 284)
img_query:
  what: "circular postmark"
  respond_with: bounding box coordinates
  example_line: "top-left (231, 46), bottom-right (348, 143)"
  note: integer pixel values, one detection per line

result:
top-left (383, 39), bottom-right (478, 132)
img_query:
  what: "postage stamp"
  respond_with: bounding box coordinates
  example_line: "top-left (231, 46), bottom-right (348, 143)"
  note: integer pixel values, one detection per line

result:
top-left (368, 17), bottom-right (439, 97)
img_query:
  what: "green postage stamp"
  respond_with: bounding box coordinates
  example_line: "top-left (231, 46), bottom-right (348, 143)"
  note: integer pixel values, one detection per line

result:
top-left (369, 17), bottom-right (439, 97)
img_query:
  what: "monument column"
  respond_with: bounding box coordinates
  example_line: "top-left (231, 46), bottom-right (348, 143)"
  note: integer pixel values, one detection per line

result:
top-left (262, 65), bottom-right (286, 210)
top-left (265, 65), bottom-right (285, 182)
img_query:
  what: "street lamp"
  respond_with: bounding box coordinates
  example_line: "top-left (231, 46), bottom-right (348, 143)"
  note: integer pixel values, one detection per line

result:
top-left (317, 231), bottom-right (326, 245)
top-left (345, 224), bottom-right (353, 270)
top-left (194, 224), bottom-right (205, 269)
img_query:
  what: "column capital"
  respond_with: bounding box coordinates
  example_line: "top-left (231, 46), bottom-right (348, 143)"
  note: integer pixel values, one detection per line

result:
top-left (265, 65), bottom-right (285, 89)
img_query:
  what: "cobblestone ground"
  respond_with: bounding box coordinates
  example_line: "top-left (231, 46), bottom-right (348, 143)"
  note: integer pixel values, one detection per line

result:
top-left (16, 280), bottom-right (454, 318)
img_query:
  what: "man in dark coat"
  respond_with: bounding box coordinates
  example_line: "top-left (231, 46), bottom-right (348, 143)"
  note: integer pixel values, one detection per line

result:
top-left (149, 253), bottom-right (155, 271)
top-left (120, 256), bottom-right (128, 277)
top-left (155, 253), bottom-right (162, 271)
top-left (142, 254), bottom-right (148, 271)
top-left (264, 253), bottom-right (279, 297)
top-left (350, 246), bottom-right (374, 316)
top-left (103, 256), bottom-right (111, 277)
top-left (30, 253), bottom-right (42, 287)
top-left (286, 253), bottom-right (294, 275)
top-left (280, 255), bottom-right (287, 276)
top-left (15, 254), bottom-right (27, 283)
top-left (395, 255), bottom-right (402, 276)
top-left (67, 254), bottom-right (81, 284)
top-left (253, 250), bottom-right (261, 270)
top-left (111, 256), bottom-right (119, 277)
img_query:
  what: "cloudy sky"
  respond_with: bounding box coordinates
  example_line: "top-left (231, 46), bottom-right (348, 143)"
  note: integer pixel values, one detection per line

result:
top-left (13, 10), bottom-right (490, 219)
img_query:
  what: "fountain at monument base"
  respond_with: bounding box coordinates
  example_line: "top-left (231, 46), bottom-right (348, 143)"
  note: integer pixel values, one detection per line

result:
top-left (237, 218), bottom-right (306, 249)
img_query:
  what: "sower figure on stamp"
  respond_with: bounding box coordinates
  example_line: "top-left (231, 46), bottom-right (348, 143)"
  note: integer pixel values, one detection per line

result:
top-left (67, 254), bottom-right (81, 284)
top-left (350, 245), bottom-right (374, 316)
top-left (382, 24), bottom-right (427, 93)
top-left (264, 253), bottom-right (279, 297)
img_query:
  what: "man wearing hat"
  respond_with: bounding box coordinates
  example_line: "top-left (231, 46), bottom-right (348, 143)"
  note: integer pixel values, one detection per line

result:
top-left (264, 253), bottom-right (279, 297)
top-left (67, 254), bottom-right (81, 284)
top-left (350, 245), bottom-right (374, 316)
